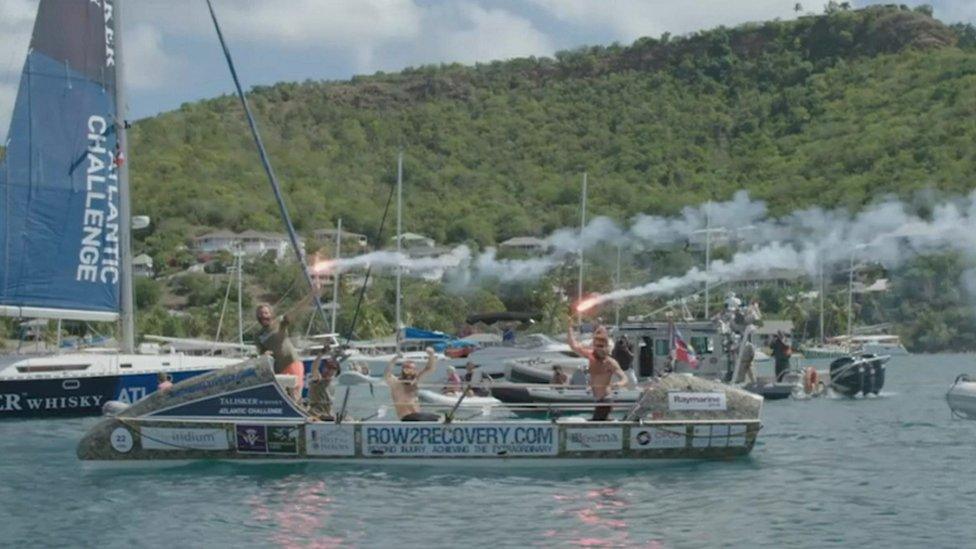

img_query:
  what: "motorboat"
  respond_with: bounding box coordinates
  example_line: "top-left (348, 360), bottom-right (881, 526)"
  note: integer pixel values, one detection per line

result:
top-left (448, 333), bottom-right (587, 378)
top-left (827, 354), bottom-right (888, 397)
top-left (417, 389), bottom-right (501, 410)
top-left (947, 374), bottom-right (976, 418)
top-left (77, 359), bottom-right (762, 464)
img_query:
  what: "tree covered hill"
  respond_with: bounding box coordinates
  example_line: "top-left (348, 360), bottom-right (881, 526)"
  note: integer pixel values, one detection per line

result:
top-left (129, 4), bottom-right (976, 266)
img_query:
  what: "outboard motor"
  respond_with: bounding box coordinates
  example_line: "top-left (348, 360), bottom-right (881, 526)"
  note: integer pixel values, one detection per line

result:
top-left (102, 400), bottom-right (130, 417)
top-left (864, 354), bottom-right (885, 395)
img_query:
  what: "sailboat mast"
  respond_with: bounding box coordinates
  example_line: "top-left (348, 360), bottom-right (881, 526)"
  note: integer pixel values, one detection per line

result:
top-left (819, 254), bottom-right (825, 343)
top-left (331, 218), bottom-right (342, 333)
top-left (847, 249), bottom-right (855, 352)
top-left (704, 202), bottom-right (711, 320)
top-left (395, 152), bottom-right (403, 354)
top-left (577, 172), bottom-right (587, 330)
top-left (115, 0), bottom-right (136, 354)
top-left (614, 243), bottom-right (622, 331)
top-left (236, 248), bottom-right (244, 351)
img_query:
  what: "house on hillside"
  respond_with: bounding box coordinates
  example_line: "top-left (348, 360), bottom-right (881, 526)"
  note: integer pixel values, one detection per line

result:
top-left (313, 227), bottom-right (369, 249)
top-left (390, 232), bottom-right (435, 249)
top-left (132, 254), bottom-right (155, 278)
top-left (727, 267), bottom-right (805, 291)
top-left (192, 230), bottom-right (304, 262)
top-left (499, 236), bottom-right (549, 255)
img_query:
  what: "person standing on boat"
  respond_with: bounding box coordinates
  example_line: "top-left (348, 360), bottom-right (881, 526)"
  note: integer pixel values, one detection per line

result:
top-left (463, 362), bottom-right (490, 397)
top-left (385, 347), bottom-right (439, 421)
top-left (255, 304), bottom-right (304, 401)
top-left (567, 317), bottom-right (627, 421)
top-left (307, 346), bottom-right (339, 420)
top-left (612, 335), bottom-right (638, 388)
top-left (735, 339), bottom-right (757, 384)
top-left (770, 331), bottom-right (792, 381)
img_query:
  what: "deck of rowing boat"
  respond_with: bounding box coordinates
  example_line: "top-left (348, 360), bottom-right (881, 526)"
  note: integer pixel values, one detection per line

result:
top-left (77, 359), bottom-right (763, 464)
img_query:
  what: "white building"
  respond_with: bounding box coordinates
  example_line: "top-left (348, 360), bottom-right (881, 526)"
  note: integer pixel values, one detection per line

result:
top-left (390, 232), bottom-right (435, 249)
top-left (132, 254), bottom-right (155, 278)
top-left (314, 227), bottom-right (369, 249)
top-left (499, 236), bottom-right (549, 254)
top-left (193, 230), bottom-right (304, 262)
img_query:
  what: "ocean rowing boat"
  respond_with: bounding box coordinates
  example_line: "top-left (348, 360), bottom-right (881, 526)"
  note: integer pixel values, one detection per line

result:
top-left (77, 359), bottom-right (762, 464)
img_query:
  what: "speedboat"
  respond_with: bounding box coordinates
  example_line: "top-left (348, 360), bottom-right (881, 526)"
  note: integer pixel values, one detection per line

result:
top-left (77, 359), bottom-right (762, 464)
top-left (947, 374), bottom-right (976, 418)
top-left (827, 354), bottom-right (888, 397)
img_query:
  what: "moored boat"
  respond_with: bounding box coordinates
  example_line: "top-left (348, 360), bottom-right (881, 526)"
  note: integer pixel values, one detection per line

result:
top-left (77, 359), bottom-right (762, 464)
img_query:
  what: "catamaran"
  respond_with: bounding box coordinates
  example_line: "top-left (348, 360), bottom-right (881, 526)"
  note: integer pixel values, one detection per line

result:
top-left (0, 0), bottom-right (240, 418)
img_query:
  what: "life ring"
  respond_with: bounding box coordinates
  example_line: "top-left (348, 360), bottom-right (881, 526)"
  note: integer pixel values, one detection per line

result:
top-left (803, 367), bottom-right (819, 394)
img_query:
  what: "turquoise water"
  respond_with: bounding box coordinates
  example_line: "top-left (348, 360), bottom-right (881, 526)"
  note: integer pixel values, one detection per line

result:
top-left (2, 354), bottom-right (975, 548)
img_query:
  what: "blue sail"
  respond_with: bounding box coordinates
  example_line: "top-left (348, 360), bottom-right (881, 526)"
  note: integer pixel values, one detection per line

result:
top-left (0, 0), bottom-right (121, 320)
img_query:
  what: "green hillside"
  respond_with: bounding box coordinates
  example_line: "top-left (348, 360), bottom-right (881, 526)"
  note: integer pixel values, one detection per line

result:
top-left (130, 4), bottom-right (975, 262)
top-left (100, 4), bottom-right (976, 351)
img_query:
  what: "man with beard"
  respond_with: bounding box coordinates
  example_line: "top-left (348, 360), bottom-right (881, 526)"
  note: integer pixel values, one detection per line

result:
top-left (568, 316), bottom-right (627, 421)
top-left (384, 347), bottom-right (439, 421)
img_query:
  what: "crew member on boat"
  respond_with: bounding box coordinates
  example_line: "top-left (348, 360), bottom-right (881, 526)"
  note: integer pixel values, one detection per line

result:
top-left (443, 365), bottom-right (462, 395)
top-left (307, 346), bottom-right (339, 420)
top-left (463, 362), bottom-right (490, 396)
top-left (385, 347), bottom-right (440, 421)
top-left (255, 304), bottom-right (304, 401)
top-left (735, 339), bottom-right (757, 384)
top-left (550, 365), bottom-right (569, 386)
top-left (567, 316), bottom-right (627, 421)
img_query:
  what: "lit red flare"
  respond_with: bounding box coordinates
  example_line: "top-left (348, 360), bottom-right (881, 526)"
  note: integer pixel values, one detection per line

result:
top-left (311, 259), bottom-right (336, 275)
top-left (575, 295), bottom-right (602, 313)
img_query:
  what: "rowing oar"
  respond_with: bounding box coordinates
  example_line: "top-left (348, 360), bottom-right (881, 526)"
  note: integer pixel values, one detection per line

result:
top-left (444, 382), bottom-right (474, 424)
top-left (335, 371), bottom-right (377, 424)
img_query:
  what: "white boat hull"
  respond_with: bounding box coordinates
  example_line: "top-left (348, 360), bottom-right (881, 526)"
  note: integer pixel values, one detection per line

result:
top-left (947, 378), bottom-right (976, 418)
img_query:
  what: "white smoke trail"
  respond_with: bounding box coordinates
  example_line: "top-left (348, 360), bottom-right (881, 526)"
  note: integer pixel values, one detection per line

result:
top-left (322, 190), bottom-right (976, 302)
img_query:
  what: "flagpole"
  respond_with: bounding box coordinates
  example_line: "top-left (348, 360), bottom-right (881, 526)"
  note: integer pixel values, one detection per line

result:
top-left (577, 172), bottom-right (587, 333)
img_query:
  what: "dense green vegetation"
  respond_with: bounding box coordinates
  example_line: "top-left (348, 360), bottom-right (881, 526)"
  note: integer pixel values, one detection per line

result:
top-left (106, 5), bottom-right (976, 351)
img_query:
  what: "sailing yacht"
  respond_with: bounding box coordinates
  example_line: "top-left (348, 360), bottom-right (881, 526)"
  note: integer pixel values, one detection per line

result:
top-left (0, 0), bottom-right (239, 418)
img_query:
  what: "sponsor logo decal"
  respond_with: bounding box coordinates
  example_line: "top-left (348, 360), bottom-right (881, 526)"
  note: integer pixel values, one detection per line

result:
top-left (110, 427), bottom-right (133, 453)
top-left (631, 426), bottom-right (687, 449)
top-left (363, 424), bottom-right (557, 457)
top-left (667, 392), bottom-right (727, 411)
top-left (267, 426), bottom-right (298, 454)
top-left (565, 428), bottom-right (623, 451)
top-left (236, 424), bottom-right (268, 453)
top-left (153, 383), bottom-right (302, 419)
top-left (141, 427), bottom-right (229, 451)
top-left (76, 114), bottom-right (121, 286)
top-left (0, 393), bottom-right (104, 412)
top-left (307, 424), bottom-right (355, 456)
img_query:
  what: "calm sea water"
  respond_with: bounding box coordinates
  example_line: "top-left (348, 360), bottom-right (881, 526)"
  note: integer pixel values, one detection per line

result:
top-left (2, 354), bottom-right (975, 548)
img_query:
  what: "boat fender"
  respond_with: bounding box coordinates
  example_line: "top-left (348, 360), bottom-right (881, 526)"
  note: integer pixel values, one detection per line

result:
top-left (802, 367), bottom-right (819, 394)
top-left (102, 400), bottom-right (130, 417)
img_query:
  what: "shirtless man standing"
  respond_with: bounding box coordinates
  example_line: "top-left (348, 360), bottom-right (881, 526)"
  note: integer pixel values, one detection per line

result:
top-left (384, 347), bottom-right (439, 421)
top-left (255, 304), bottom-right (303, 401)
top-left (567, 316), bottom-right (627, 421)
